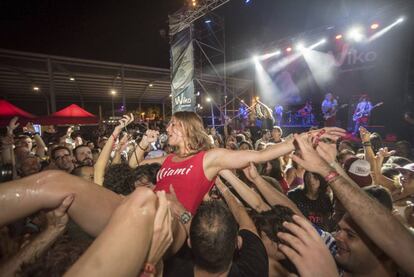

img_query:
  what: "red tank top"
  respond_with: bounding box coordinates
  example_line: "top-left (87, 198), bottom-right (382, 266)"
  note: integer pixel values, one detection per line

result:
top-left (154, 151), bottom-right (215, 214)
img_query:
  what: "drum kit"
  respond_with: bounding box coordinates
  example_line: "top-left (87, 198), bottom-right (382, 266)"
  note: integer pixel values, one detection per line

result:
top-left (282, 109), bottom-right (316, 126)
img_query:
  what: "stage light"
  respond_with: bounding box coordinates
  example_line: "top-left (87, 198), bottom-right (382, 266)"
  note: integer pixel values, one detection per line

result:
top-left (245, 0), bottom-right (252, 4)
top-left (205, 19), bottom-right (211, 24)
top-left (286, 47), bottom-right (292, 52)
top-left (206, 97), bottom-right (211, 102)
top-left (335, 34), bottom-right (343, 40)
top-left (255, 96), bottom-right (260, 101)
top-left (347, 26), bottom-right (364, 42)
top-left (241, 99), bottom-right (245, 103)
top-left (148, 83), bottom-right (154, 87)
top-left (319, 38), bottom-right (327, 44)
top-left (169, 94), bottom-right (172, 97)
top-left (397, 17), bottom-right (404, 23)
top-left (111, 89), bottom-right (117, 95)
top-left (196, 91), bottom-right (200, 96)
top-left (296, 43), bottom-right (305, 51)
top-left (370, 23), bottom-right (379, 30)
top-left (69, 77), bottom-right (75, 81)
top-left (252, 55), bottom-right (259, 63)
top-left (275, 50), bottom-right (281, 55)
top-left (33, 86), bottom-right (39, 91)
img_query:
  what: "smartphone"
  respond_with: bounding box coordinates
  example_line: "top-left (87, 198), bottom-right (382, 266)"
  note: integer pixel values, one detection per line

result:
top-left (33, 124), bottom-right (42, 136)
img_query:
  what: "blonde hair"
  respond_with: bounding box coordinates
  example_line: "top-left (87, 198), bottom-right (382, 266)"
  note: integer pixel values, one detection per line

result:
top-left (173, 111), bottom-right (213, 154)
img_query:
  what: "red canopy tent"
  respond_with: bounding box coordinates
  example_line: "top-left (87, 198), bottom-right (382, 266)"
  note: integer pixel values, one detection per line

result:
top-left (0, 100), bottom-right (37, 126)
top-left (37, 104), bottom-right (99, 125)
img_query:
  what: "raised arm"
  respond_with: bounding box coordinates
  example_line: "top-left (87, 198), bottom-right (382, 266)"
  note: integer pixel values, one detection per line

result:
top-left (242, 163), bottom-right (304, 217)
top-left (292, 136), bottom-right (414, 275)
top-left (219, 169), bottom-right (270, 212)
top-left (204, 127), bottom-right (346, 179)
top-left (215, 178), bottom-right (258, 235)
top-left (128, 130), bottom-right (164, 168)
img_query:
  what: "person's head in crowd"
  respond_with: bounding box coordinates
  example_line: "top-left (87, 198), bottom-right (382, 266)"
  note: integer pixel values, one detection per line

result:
top-left (394, 140), bottom-right (412, 159)
top-left (265, 158), bottom-right (284, 181)
top-left (15, 135), bottom-right (33, 152)
top-left (256, 142), bottom-right (267, 151)
top-left (303, 171), bottom-right (328, 197)
top-left (17, 154), bottom-right (42, 177)
top-left (51, 146), bottom-right (75, 173)
top-left (396, 163), bottom-right (414, 187)
top-left (338, 139), bottom-right (357, 153)
top-left (369, 132), bottom-right (383, 154)
top-left (91, 148), bottom-right (101, 164)
top-left (343, 157), bottom-right (372, 187)
top-left (334, 185), bottom-right (393, 276)
top-left (235, 134), bottom-right (246, 144)
top-left (225, 135), bottom-right (237, 149)
top-left (209, 127), bottom-right (217, 136)
top-left (132, 163), bottom-right (161, 190)
top-left (103, 164), bottom-right (135, 195)
top-left (73, 145), bottom-right (93, 166)
top-left (97, 137), bottom-right (108, 149)
top-left (226, 141), bottom-right (238, 150)
top-left (86, 141), bottom-right (95, 150)
top-left (337, 149), bottom-right (356, 165)
top-left (381, 166), bottom-right (400, 180)
top-left (262, 175), bottom-right (283, 192)
top-left (261, 129), bottom-right (271, 141)
top-left (386, 155), bottom-right (412, 167)
top-left (19, 235), bottom-right (90, 277)
top-left (252, 205), bottom-right (297, 272)
top-left (72, 165), bottom-right (94, 183)
top-left (271, 126), bottom-right (283, 142)
top-left (239, 140), bottom-right (253, 151)
top-left (243, 130), bottom-right (252, 141)
top-left (189, 201), bottom-right (239, 274)
top-left (167, 111), bottom-right (212, 153)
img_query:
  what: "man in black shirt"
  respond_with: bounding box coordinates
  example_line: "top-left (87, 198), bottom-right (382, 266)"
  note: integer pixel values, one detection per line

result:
top-left (164, 181), bottom-right (268, 277)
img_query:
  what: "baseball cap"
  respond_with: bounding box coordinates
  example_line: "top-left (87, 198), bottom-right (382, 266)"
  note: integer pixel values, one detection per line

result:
top-left (343, 157), bottom-right (372, 187)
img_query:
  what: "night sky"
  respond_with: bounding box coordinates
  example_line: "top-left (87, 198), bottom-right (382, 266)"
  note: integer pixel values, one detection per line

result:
top-left (1, 0), bottom-right (405, 69)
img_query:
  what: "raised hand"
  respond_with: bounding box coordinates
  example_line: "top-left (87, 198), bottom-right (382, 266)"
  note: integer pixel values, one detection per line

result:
top-left (291, 134), bottom-right (331, 177)
top-left (304, 127), bottom-right (346, 143)
top-left (242, 162), bottom-right (260, 183)
top-left (316, 142), bottom-right (338, 165)
top-left (142, 129), bottom-right (160, 145)
top-left (359, 126), bottom-right (371, 143)
top-left (23, 122), bottom-right (36, 134)
top-left (45, 194), bottom-right (74, 232)
top-left (277, 215), bottom-right (339, 277)
top-left (114, 113), bottom-right (134, 134)
top-left (7, 116), bottom-right (20, 135)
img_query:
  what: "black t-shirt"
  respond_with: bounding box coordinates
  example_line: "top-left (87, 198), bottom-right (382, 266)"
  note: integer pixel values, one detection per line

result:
top-left (164, 229), bottom-right (268, 277)
top-left (287, 188), bottom-right (333, 230)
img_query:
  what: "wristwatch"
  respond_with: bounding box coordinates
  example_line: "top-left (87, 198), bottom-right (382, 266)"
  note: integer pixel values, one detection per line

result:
top-left (179, 211), bottom-right (192, 225)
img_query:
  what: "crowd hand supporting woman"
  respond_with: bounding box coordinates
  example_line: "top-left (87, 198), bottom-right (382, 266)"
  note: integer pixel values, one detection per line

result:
top-left (291, 134), bottom-right (414, 276)
top-left (277, 215), bottom-right (339, 277)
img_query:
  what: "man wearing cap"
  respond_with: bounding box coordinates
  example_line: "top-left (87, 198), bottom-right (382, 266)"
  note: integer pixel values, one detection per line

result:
top-left (343, 157), bottom-right (373, 187)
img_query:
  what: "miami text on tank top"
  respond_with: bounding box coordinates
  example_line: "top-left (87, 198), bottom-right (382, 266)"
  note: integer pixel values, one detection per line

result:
top-left (154, 151), bottom-right (215, 214)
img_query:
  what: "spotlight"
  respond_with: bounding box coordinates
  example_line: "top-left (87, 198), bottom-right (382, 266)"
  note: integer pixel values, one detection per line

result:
top-left (241, 99), bottom-right (245, 103)
top-left (148, 83), bottom-right (154, 87)
top-left (370, 23), bottom-right (379, 30)
top-left (296, 43), bottom-right (305, 51)
top-left (111, 89), bottom-right (117, 95)
top-left (252, 55), bottom-right (259, 62)
top-left (245, 0), bottom-right (252, 3)
top-left (347, 26), bottom-right (364, 42)
top-left (255, 96), bottom-right (260, 101)
top-left (33, 86), bottom-right (39, 91)
top-left (196, 91), bottom-right (200, 96)
top-left (397, 17), bottom-right (404, 23)
top-left (169, 94), bottom-right (172, 97)
top-left (286, 47), bottom-right (292, 52)
top-left (275, 50), bottom-right (281, 55)
top-left (319, 38), bottom-right (327, 44)
top-left (205, 19), bottom-right (211, 24)
top-left (206, 97), bottom-right (212, 102)
top-left (335, 34), bottom-right (343, 40)
top-left (69, 77), bottom-right (75, 81)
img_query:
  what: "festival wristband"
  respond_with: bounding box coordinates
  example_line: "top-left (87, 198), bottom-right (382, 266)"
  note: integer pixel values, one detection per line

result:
top-left (324, 171), bottom-right (340, 183)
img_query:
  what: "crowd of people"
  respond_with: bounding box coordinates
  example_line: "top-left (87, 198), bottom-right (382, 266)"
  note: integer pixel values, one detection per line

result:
top-left (0, 111), bottom-right (413, 277)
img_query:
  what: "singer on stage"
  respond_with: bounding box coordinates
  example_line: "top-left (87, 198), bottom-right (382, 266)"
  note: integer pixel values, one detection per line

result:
top-left (321, 93), bottom-right (338, 127)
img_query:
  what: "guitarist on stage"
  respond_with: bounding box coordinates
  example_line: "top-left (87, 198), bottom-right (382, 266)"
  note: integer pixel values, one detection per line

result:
top-left (321, 92), bottom-right (338, 127)
top-left (352, 94), bottom-right (373, 136)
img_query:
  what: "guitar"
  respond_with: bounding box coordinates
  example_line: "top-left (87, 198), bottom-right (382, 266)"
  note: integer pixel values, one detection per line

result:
top-left (352, 102), bottom-right (383, 122)
top-left (323, 104), bottom-right (348, 120)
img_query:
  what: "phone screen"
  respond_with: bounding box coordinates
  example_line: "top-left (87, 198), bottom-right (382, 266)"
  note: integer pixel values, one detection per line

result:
top-left (33, 124), bottom-right (42, 136)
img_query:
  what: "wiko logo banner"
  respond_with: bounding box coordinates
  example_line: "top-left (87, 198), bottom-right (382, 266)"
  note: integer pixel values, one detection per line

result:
top-left (329, 44), bottom-right (378, 72)
top-left (174, 94), bottom-right (192, 106)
